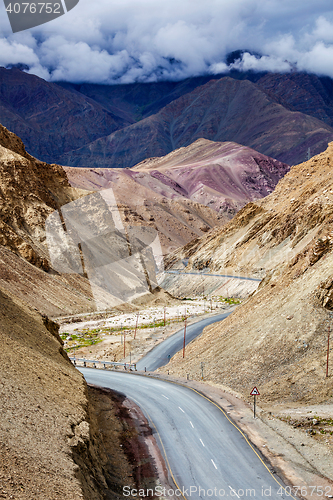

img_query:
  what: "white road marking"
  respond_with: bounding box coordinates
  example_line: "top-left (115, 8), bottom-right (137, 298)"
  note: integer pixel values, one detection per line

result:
top-left (211, 459), bottom-right (217, 469)
top-left (190, 421), bottom-right (194, 428)
top-left (229, 486), bottom-right (239, 498)
top-left (162, 395), bottom-right (169, 400)
top-left (178, 406), bottom-right (185, 413)
top-left (200, 439), bottom-right (205, 447)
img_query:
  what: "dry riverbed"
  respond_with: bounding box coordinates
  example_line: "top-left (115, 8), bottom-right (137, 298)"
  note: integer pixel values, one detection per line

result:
top-left (59, 299), bottom-right (235, 365)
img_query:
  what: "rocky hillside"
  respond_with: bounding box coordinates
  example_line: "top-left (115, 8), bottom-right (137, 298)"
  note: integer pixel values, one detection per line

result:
top-left (256, 72), bottom-right (333, 127)
top-left (65, 139), bottom-right (289, 254)
top-left (0, 123), bottom-right (87, 270)
top-left (0, 124), bottom-right (160, 315)
top-left (0, 287), bottom-right (99, 499)
top-left (131, 139), bottom-right (289, 214)
top-left (163, 143), bottom-right (333, 405)
top-left (61, 77), bottom-right (333, 168)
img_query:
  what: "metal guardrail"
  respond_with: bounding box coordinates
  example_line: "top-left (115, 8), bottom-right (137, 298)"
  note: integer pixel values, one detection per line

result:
top-left (69, 357), bottom-right (137, 370)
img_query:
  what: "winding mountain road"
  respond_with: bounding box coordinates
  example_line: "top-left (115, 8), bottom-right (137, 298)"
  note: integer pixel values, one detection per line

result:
top-left (166, 270), bottom-right (262, 282)
top-left (81, 369), bottom-right (291, 499)
top-left (136, 311), bottom-right (232, 371)
top-left (79, 311), bottom-right (291, 499)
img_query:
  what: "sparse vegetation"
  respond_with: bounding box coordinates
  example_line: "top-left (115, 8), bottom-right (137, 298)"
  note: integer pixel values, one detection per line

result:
top-left (218, 296), bottom-right (241, 305)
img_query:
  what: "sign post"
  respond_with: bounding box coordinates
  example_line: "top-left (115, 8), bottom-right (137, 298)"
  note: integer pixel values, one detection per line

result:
top-left (250, 387), bottom-right (260, 418)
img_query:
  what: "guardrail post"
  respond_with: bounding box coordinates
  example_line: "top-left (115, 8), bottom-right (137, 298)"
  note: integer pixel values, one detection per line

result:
top-left (103, 363), bottom-right (106, 369)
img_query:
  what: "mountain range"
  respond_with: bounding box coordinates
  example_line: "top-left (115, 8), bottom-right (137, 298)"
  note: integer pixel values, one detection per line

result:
top-left (1, 67), bottom-right (333, 168)
top-left (65, 138), bottom-right (289, 254)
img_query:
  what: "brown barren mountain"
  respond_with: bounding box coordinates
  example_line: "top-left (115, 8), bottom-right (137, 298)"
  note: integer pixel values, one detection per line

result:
top-left (0, 124), bottom-right (165, 315)
top-left (0, 124), bottom-right (107, 316)
top-left (0, 67), bottom-right (128, 163)
top-left (163, 143), bottom-right (333, 405)
top-left (0, 123), bottom-right (87, 269)
top-left (65, 138), bottom-right (289, 254)
top-left (0, 126), bottom-right (163, 499)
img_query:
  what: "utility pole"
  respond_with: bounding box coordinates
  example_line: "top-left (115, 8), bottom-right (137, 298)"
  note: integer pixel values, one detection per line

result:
top-left (124, 328), bottom-right (126, 358)
top-left (121, 323), bottom-right (123, 345)
top-left (201, 361), bottom-right (204, 379)
top-left (327, 325), bottom-right (330, 378)
top-left (183, 309), bottom-right (187, 358)
top-left (134, 312), bottom-right (139, 340)
top-left (164, 306), bottom-right (166, 327)
top-left (210, 298), bottom-right (212, 311)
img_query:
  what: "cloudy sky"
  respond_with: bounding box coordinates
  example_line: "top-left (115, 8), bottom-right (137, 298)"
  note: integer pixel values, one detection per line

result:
top-left (0, 0), bottom-right (333, 83)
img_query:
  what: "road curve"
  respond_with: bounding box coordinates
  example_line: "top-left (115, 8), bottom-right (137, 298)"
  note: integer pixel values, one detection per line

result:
top-left (80, 369), bottom-right (291, 500)
top-left (136, 312), bottom-right (232, 372)
top-left (166, 271), bottom-right (262, 282)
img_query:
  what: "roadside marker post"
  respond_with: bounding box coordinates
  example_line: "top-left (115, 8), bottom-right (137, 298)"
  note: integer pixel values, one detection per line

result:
top-left (250, 387), bottom-right (260, 418)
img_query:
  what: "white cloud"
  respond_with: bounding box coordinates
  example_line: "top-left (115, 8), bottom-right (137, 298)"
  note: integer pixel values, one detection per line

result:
top-left (0, 0), bottom-right (333, 83)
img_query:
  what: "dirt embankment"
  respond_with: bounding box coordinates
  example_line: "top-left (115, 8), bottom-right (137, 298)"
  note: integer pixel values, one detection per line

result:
top-left (0, 286), bottom-right (166, 500)
top-left (161, 143), bottom-right (333, 406)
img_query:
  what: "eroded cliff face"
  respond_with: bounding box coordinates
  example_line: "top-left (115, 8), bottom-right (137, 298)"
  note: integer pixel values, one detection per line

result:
top-left (163, 143), bottom-right (333, 404)
top-left (0, 287), bottom-right (90, 499)
top-left (0, 124), bottom-right (87, 270)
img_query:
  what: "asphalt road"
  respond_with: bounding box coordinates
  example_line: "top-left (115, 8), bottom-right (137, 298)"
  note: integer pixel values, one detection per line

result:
top-left (136, 312), bottom-right (232, 371)
top-left (80, 369), bottom-right (291, 499)
top-left (166, 270), bottom-right (262, 282)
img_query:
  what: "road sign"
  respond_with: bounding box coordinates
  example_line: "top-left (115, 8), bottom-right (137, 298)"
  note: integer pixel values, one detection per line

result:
top-left (250, 387), bottom-right (260, 396)
top-left (250, 387), bottom-right (260, 418)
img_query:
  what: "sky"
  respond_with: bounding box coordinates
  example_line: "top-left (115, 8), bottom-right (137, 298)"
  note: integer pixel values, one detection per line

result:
top-left (0, 0), bottom-right (333, 84)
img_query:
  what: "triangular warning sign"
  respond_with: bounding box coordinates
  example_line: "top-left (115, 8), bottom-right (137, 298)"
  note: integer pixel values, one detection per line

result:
top-left (250, 387), bottom-right (260, 396)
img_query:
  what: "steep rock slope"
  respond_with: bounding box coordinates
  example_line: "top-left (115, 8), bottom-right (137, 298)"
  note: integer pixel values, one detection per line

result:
top-left (0, 123), bottom-right (87, 270)
top-left (0, 288), bottom-right (91, 499)
top-left (61, 77), bottom-right (333, 168)
top-left (163, 144), bottom-right (333, 404)
top-left (0, 68), bottom-right (128, 163)
top-left (0, 124), bottom-right (174, 315)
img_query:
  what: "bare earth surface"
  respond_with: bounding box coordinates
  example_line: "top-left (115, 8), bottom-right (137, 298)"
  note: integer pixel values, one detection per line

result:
top-left (164, 143), bottom-right (333, 404)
